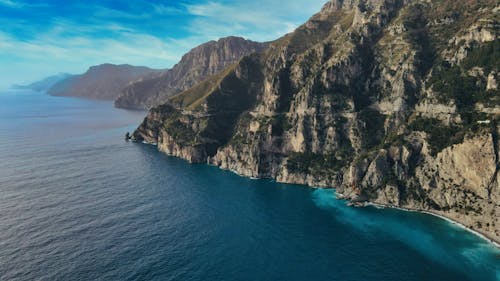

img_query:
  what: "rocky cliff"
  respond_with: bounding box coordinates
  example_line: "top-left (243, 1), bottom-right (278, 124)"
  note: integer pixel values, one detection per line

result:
top-left (48, 64), bottom-right (161, 100)
top-left (114, 37), bottom-right (267, 110)
top-left (133, 0), bottom-right (499, 242)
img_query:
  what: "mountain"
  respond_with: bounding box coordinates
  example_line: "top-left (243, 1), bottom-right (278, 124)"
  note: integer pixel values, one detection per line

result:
top-left (132, 0), bottom-right (499, 242)
top-left (48, 64), bottom-right (162, 100)
top-left (114, 37), bottom-right (268, 109)
top-left (12, 73), bottom-right (74, 92)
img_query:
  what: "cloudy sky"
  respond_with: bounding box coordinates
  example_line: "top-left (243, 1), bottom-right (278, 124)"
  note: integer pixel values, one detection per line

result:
top-left (0, 0), bottom-right (328, 89)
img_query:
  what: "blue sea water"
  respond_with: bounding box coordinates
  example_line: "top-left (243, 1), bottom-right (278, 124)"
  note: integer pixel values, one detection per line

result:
top-left (0, 90), bottom-right (498, 281)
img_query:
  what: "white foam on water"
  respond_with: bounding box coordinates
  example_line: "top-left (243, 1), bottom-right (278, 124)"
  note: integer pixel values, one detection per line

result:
top-left (311, 188), bottom-right (500, 280)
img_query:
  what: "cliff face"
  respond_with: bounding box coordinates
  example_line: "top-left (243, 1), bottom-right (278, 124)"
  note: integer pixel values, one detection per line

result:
top-left (115, 37), bottom-right (268, 109)
top-left (133, 0), bottom-right (499, 242)
top-left (48, 64), bottom-right (161, 100)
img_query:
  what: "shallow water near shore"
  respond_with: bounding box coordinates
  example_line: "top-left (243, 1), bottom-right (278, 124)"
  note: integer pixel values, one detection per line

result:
top-left (0, 90), bottom-right (498, 281)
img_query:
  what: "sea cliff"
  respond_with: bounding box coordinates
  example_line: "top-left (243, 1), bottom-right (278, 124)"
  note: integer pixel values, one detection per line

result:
top-left (132, 0), bottom-right (499, 243)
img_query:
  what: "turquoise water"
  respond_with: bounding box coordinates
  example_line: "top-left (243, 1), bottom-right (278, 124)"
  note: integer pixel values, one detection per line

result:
top-left (0, 90), bottom-right (498, 281)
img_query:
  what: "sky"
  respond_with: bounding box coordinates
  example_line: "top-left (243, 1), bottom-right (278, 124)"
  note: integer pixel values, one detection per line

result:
top-left (0, 0), bottom-right (328, 89)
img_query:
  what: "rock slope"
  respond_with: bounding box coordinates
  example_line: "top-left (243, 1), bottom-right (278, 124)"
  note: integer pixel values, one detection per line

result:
top-left (48, 64), bottom-right (161, 100)
top-left (114, 37), bottom-right (268, 109)
top-left (133, 0), bottom-right (499, 242)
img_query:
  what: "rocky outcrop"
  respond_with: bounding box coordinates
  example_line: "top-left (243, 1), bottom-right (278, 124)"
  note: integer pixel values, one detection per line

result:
top-left (337, 130), bottom-right (499, 239)
top-left (115, 37), bottom-right (268, 109)
top-left (133, 0), bottom-right (500, 243)
top-left (48, 64), bottom-right (162, 100)
top-left (487, 72), bottom-right (498, 91)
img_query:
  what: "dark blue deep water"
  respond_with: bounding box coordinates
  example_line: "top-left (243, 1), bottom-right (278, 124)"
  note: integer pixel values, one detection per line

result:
top-left (0, 90), bottom-right (498, 281)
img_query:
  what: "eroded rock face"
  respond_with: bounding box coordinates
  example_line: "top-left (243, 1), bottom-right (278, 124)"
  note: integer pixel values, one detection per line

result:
top-left (158, 131), bottom-right (208, 163)
top-left (133, 0), bottom-right (500, 242)
top-left (487, 72), bottom-right (498, 91)
top-left (419, 134), bottom-right (497, 198)
top-left (417, 133), bottom-right (499, 237)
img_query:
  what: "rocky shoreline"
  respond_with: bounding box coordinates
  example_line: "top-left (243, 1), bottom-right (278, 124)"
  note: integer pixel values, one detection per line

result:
top-left (361, 202), bottom-right (500, 248)
top-left (131, 0), bottom-right (499, 246)
top-left (251, 165), bottom-right (500, 248)
top-left (132, 137), bottom-right (500, 247)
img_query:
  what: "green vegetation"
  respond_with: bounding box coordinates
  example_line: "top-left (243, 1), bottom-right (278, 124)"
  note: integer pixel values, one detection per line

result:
top-left (287, 134), bottom-right (354, 175)
top-left (383, 132), bottom-right (406, 148)
top-left (271, 114), bottom-right (292, 136)
top-left (339, 12), bottom-right (355, 31)
top-left (287, 151), bottom-right (350, 175)
top-left (403, 4), bottom-right (436, 75)
top-left (462, 39), bottom-right (499, 73)
top-left (276, 68), bottom-right (295, 112)
top-left (426, 0), bottom-right (497, 51)
top-left (164, 55), bottom-right (263, 154)
top-left (169, 64), bottom-right (237, 110)
top-left (164, 120), bottom-right (197, 146)
top-left (318, 82), bottom-right (351, 111)
top-left (224, 113), bottom-right (256, 148)
top-left (286, 10), bottom-right (345, 54)
top-left (358, 109), bottom-right (386, 150)
top-left (409, 107), bottom-right (495, 155)
top-left (430, 40), bottom-right (499, 109)
top-left (430, 64), bottom-right (479, 109)
top-left (381, 172), bottom-right (403, 188)
top-left (228, 133), bottom-right (248, 147)
top-left (351, 44), bottom-right (377, 110)
top-left (409, 117), bottom-right (464, 156)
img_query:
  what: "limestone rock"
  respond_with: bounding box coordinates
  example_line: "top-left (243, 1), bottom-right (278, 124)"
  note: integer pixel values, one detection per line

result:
top-left (132, 0), bottom-right (500, 242)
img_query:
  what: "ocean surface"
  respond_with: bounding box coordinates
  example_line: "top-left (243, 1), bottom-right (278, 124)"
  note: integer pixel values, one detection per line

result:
top-left (0, 90), bottom-right (498, 281)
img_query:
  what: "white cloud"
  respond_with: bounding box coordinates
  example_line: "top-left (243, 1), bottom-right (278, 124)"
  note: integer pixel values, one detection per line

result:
top-left (0, 0), bottom-right (329, 89)
top-left (183, 0), bottom-right (326, 41)
top-left (0, 0), bottom-right (21, 7)
top-left (0, 0), bottom-right (50, 8)
top-left (0, 30), bottom-right (187, 89)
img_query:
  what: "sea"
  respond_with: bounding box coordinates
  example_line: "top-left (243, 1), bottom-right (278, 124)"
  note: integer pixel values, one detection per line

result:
top-left (0, 90), bottom-right (498, 281)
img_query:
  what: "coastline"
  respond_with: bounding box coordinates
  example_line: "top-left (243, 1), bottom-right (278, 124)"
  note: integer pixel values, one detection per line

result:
top-left (135, 141), bottom-right (500, 249)
top-left (225, 163), bottom-right (500, 249)
top-left (363, 202), bottom-right (500, 249)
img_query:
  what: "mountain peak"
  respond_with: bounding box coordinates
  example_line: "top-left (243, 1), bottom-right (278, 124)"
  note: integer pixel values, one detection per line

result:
top-left (115, 37), bottom-right (268, 109)
top-left (320, 0), bottom-right (404, 14)
top-left (320, 0), bottom-right (354, 12)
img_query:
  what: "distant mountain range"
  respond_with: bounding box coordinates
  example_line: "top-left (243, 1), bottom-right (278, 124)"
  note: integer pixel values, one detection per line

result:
top-left (12, 73), bottom-right (74, 92)
top-left (24, 37), bottom-right (266, 107)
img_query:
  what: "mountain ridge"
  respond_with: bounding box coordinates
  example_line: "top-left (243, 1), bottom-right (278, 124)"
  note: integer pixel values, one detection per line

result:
top-left (132, 0), bottom-right (499, 242)
top-left (114, 36), bottom-right (268, 109)
top-left (47, 64), bottom-right (163, 100)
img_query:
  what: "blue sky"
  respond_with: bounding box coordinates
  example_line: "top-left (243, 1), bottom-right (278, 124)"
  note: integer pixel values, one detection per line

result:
top-left (0, 0), bottom-right (328, 89)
